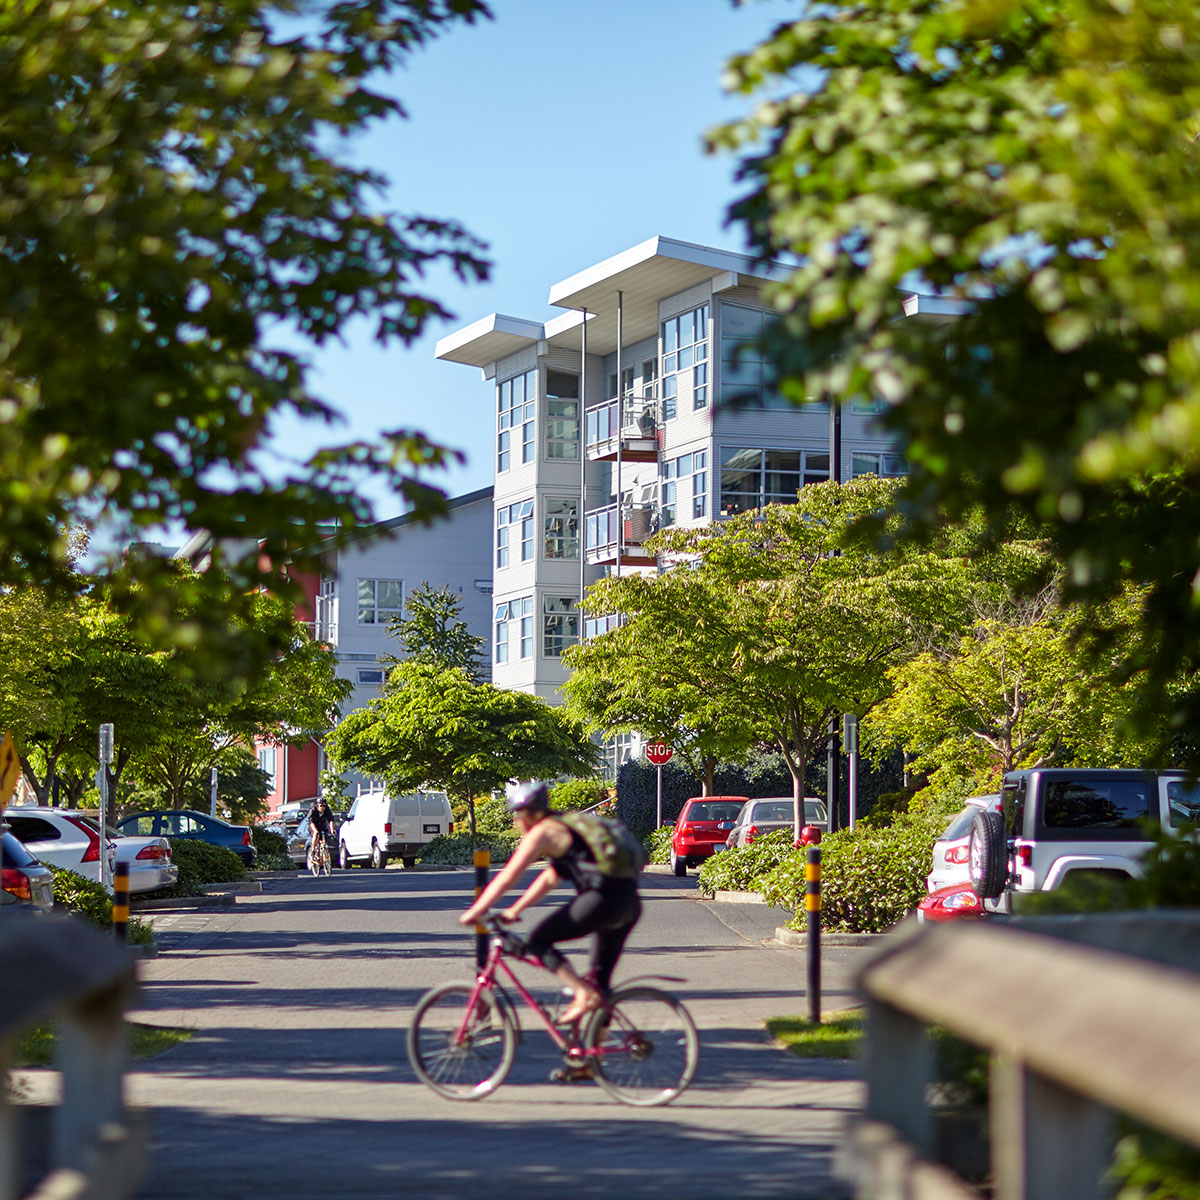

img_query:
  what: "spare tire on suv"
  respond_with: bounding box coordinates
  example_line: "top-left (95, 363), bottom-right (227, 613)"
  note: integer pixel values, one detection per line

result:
top-left (968, 809), bottom-right (1008, 900)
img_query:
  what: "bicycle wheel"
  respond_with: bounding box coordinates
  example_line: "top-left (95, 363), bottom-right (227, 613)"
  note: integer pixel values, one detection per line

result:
top-left (320, 841), bottom-right (331, 876)
top-left (584, 985), bottom-right (698, 1107)
top-left (407, 982), bottom-right (516, 1101)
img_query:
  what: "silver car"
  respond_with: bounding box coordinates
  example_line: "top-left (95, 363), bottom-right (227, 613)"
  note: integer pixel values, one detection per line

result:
top-left (927, 794), bottom-right (1001, 893)
top-left (725, 797), bottom-right (829, 850)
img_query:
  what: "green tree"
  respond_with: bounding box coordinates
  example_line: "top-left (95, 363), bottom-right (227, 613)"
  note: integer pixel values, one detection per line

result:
top-left (384, 582), bottom-right (486, 678)
top-left (0, 0), bottom-right (489, 662)
top-left (712, 0), bottom-right (1200, 765)
top-left (324, 661), bottom-right (598, 834)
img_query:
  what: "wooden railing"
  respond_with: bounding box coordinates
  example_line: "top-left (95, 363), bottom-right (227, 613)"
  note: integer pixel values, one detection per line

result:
top-left (0, 915), bottom-right (145, 1200)
top-left (852, 913), bottom-right (1200, 1200)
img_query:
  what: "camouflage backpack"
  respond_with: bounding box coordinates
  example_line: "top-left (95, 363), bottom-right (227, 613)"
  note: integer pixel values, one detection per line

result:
top-left (557, 810), bottom-right (648, 880)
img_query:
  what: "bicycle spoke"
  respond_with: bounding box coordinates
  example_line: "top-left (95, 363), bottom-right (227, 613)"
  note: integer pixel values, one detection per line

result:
top-left (408, 982), bottom-right (515, 1101)
top-left (585, 986), bottom-right (698, 1107)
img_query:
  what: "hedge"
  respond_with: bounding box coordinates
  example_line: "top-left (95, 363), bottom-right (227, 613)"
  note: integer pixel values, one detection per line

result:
top-left (698, 830), bottom-right (798, 896)
top-left (49, 867), bottom-right (153, 946)
top-left (250, 827), bottom-right (293, 871)
top-left (417, 830), bottom-right (521, 867)
top-left (140, 838), bottom-right (249, 899)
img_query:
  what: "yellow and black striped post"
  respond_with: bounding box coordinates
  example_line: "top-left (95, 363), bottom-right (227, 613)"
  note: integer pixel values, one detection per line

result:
top-left (113, 862), bottom-right (130, 944)
top-left (805, 844), bottom-right (821, 1024)
top-left (473, 848), bottom-right (490, 969)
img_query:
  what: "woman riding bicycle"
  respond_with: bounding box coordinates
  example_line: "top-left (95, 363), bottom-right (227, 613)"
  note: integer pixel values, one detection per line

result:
top-left (459, 780), bottom-right (642, 1027)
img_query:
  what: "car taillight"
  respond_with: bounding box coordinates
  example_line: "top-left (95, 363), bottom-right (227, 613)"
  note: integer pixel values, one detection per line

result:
top-left (448, 821), bottom-right (454, 834)
top-left (745, 825), bottom-right (759, 844)
top-left (679, 823), bottom-right (693, 835)
top-left (136, 845), bottom-right (166, 861)
top-left (947, 846), bottom-right (970, 864)
top-left (65, 815), bottom-right (102, 863)
top-left (242, 830), bottom-right (252, 845)
top-left (1016, 843), bottom-right (1032, 868)
top-left (2, 867), bottom-right (32, 900)
top-left (384, 822), bottom-right (392, 835)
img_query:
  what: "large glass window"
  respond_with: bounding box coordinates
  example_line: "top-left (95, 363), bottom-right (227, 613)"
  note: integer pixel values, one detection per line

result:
top-left (496, 499), bottom-right (534, 567)
top-left (494, 597), bottom-right (532, 662)
top-left (661, 304), bottom-right (708, 420)
top-left (544, 498), bottom-right (579, 560)
top-left (498, 368), bottom-right (536, 472)
top-left (357, 578), bottom-right (403, 624)
top-left (1041, 779), bottom-right (1150, 840)
top-left (545, 371), bottom-right (580, 460)
top-left (720, 303), bottom-right (827, 411)
top-left (719, 448), bottom-right (828, 515)
top-left (517, 596), bottom-right (534, 658)
top-left (658, 451), bottom-right (708, 527)
top-left (543, 596), bottom-right (579, 657)
top-left (852, 451), bottom-right (909, 478)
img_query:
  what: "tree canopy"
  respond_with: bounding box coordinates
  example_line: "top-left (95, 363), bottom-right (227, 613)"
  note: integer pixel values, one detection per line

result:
top-left (713, 0), bottom-right (1200, 762)
top-left (0, 0), bottom-right (490, 662)
top-left (384, 582), bottom-right (486, 678)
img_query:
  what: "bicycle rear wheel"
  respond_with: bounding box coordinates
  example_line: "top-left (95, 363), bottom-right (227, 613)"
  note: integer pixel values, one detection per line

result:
top-left (407, 982), bottom-right (515, 1101)
top-left (584, 985), bottom-right (698, 1107)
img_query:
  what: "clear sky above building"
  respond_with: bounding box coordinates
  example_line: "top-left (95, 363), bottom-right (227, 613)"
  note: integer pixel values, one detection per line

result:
top-left (266, 0), bottom-right (789, 517)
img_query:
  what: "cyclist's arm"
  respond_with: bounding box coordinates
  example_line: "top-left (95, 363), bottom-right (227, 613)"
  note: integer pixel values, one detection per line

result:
top-left (501, 866), bottom-right (560, 920)
top-left (460, 826), bottom-right (556, 925)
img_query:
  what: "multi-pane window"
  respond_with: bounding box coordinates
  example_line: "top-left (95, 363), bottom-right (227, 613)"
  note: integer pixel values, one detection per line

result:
top-left (544, 498), bottom-right (579, 559)
top-left (661, 450), bottom-right (709, 526)
top-left (718, 448), bottom-right (829, 515)
top-left (496, 499), bottom-right (534, 567)
top-left (494, 602), bottom-right (511, 663)
top-left (584, 612), bottom-right (621, 639)
top-left (661, 304), bottom-right (709, 420)
top-left (720, 302), bottom-right (828, 411)
top-left (851, 451), bottom-right (909, 478)
top-left (494, 598), bottom-right (532, 662)
top-left (545, 371), bottom-right (580, 460)
top-left (498, 368), bottom-right (536, 472)
top-left (357, 668), bottom-right (385, 687)
top-left (258, 745), bottom-right (276, 787)
top-left (517, 595), bottom-right (534, 658)
top-left (357, 578), bottom-right (403, 624)
top-left (543, 596), bottom-right (579, 657)
top-left (607, 366), bottom-right (634, 401)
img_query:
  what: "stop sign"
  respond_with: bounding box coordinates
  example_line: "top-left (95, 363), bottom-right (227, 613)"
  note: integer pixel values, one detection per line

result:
top-left (645, 742), bottom-right (674, 766)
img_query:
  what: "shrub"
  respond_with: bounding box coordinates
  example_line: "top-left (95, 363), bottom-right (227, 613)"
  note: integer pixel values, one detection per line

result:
top-left (473, 795), bottom-right (513, 835)
top-left (49, 867), bottom-right (152, 946)
top-left (250, 827), bottom-right (293, 871)
top-left (416, 830), bottom-right (521, 866)
top-left (698, 830), bottom-right (798, 896)
top-left (148, 838), bottom-right (248, 898)
top-left (645, 824), bottom-right (674, 865)
top-left (763, 814), bottom-right (943, 933)
top-left (549, 778), bottom-right (608, 811)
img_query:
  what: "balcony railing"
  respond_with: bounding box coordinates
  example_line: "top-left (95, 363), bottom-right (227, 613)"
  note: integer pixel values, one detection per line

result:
top-left (584, 394), bottom-right (659, 463)
top-left (584, 501), bottom-right (659, 566)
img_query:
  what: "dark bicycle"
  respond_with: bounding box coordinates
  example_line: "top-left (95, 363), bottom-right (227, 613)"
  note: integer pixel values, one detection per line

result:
top-left (407, 914), bottom-right (698, 1107)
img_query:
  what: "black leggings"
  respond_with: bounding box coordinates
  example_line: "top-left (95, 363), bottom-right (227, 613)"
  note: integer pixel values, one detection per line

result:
top-left (524, 886), bottom-right (641, 993)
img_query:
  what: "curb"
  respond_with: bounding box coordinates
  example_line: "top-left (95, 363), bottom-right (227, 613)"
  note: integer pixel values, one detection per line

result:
top-left (772, 926), bottom-right (884, 949)
top-left (131, 892), bottom-right (237, 911)
top-left (201, 881), bottom-right (262, 895)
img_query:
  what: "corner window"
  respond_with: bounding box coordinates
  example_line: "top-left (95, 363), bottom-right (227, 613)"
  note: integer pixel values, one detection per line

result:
top-left (498, 369), bottom-right (536, 473)
top-left (357, 578), bottom-right (403, 625)
top-left (852, 451), bottom-right (909, 479)
top-left (719, 302), bottom-right (820, 411)
top-left (496, 499), bottom-right (534, 568)
top-left (661, 304), bottom-right (708, 421)
top-left (543, 596), bottom-right (579, 657)
top-left (718, 448), bottom-right (828, 515)
top-left (494, 602), bottom-right (511, 663)
top-left (662, 451), bottom-right (707, 526)
top-left (517, 595), bottom-right (534, 658)
top-left (544, 498), bottom-right (579, 560)
top-left (546, 371), bottom-right (580, 460)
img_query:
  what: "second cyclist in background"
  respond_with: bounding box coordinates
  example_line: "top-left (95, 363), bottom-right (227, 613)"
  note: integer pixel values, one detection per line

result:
top-left (307, 796), bottom-right (337, 869)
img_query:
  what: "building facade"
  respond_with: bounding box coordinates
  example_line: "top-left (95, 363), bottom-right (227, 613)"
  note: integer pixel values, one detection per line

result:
top-left (436, 236), bottom-right (913, 732)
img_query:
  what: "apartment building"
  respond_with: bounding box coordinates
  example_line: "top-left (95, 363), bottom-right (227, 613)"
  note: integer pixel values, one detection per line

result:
top-left (435, 236), bottom-right (912, 731)
top-left (178, 487), bottom-right (494, 819)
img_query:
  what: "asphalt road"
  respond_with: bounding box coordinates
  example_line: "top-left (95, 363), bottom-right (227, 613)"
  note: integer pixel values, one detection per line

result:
top-left (120, 866), bottom-right (871, 1200)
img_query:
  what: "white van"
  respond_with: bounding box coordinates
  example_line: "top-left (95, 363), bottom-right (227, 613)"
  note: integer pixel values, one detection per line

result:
top-left (337, 789), bottom-right (453, 870)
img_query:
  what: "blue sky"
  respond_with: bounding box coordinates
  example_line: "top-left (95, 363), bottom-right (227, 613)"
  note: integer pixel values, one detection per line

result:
top-left (267, 0), bottom-right (790, 516)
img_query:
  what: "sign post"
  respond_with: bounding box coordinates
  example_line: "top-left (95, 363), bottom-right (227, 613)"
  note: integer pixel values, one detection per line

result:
top-left (645, 742), bottom-right (674, 827)
top-left (210, 766), bottom-right (219, 819)
top-left (98, 723), bottom-right (114, 889)
top-left (0, 731), bottom-right (20, 920)
top-left (843, 714), bottom-right (859, 832)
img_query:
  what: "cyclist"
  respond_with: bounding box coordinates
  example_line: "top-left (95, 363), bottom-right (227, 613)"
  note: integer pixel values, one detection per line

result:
top-left (306, 797), bottom-right (337, 865)
top-left (459, 780), bottom-right (642, 1027)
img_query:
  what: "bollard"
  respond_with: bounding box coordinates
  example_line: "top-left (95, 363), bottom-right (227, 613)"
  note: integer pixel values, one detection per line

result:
top-left (473, 848), bottom-right (490, 969)
top-left (805, 844), bottom-right (820, 1024)
top-left (112, 862), bottom-right (130, 943)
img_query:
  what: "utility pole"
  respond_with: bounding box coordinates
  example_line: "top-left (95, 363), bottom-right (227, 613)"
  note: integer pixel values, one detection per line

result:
top-left (98, 723), bottom-right (114, 889)
top-left (827, 398), bottom-right (843, 833)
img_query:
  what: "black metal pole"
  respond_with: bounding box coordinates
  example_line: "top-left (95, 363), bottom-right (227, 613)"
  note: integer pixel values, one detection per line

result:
top-left (806, 844), bottom-right (821, 1024)
top-left (473, 848), bottom-right (490, 969)
top-left (827, 397), bottom-right (843, 834)
top-left (113, 863), bottom-right (129, 943)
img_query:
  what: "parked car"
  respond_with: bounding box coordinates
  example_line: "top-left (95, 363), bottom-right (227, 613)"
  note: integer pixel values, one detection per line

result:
top-left (112, 835), bottom-right (178, 895)
top-left (113, 809), bottom-right (257, 867)
top-left (338, 790), bottom-right (453, 869)
top-left (1, 830), bottom-right (55, 911)
top-left (723, 797), bottom-right (829, 850)
top-left (916, 881), bottom-right (989, 923)
top-left (3, 807), bottom-right (115, 886)
top-left (927, 794), bottom-right (1001, 893)
top-left (669, 796), bottom-right (748, 876)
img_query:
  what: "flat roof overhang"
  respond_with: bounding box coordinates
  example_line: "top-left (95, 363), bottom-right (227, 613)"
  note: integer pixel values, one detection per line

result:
top-left (434, 313), bottom-right (546, 368)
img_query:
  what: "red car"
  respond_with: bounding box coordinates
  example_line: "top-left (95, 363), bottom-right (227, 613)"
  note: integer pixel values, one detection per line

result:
top-left (917, 882), bottom-right (989, 923)
top-left (670, 796), bottom-right (748, 876)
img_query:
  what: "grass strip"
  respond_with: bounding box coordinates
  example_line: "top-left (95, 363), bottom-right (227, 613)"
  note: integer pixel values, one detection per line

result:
top-left (766, 1008), bottom-right (864, 1059)
top-left (15, 1022), bottom-right (192, 1067)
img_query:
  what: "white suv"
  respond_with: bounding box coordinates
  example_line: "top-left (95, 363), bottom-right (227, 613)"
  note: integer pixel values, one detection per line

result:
top-left (968, 768), bottom-right (1199, 905)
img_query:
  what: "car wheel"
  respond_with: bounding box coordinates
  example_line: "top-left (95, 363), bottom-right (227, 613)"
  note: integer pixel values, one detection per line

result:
top-left (968, 810), bottom-right (1008, 900)
top-left (402, 856), bottom-right (418, 870)
top-left (371, 842), bottom-right (388, 870)
top-left (671, 850), bottom-right (686, 877)
top-left (339, 842), bottom-right (352, 870)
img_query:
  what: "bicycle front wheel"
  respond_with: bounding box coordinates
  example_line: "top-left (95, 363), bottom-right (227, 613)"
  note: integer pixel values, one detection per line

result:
top-left (407, 982), bottom-right (515, 1101)
top-left (584, 985), bottom-right (698, 1107)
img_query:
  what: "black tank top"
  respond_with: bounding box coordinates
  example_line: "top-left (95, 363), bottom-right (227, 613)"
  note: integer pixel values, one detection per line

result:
top-left (547, 822), bottom-right (638, 895)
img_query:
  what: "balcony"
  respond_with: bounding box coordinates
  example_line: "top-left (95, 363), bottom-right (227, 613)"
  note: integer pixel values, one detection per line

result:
top-left (585, 501), bottom-right (659, 567)
top-left (585, 394), bottom-right (659, 463)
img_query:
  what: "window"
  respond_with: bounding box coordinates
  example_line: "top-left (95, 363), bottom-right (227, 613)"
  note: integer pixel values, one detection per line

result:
top-left (492, 596), bottom-right (532, 662)
top-left (851, 395), bottom-right (886, 414)
top-left (544, 498), bottom-right (579, 559)
top-left (1168, 779), bottom-right (1200, 827)
top-left (498, 368), bottom-right (536, 472)
top-left (517, 595), bottom-right (533, 658)
top-left (357, 668), bottom-right (384, 686)
top-left (719, 302), bottom-right (821, 411)
top-left (1041, 779), bottom-right (1150, 840)
top-left (496, 499), bottom-right (534, 567)
top-left (661, 304), bottom-right (708, 420)
top-left (692, 449), bottom-right (708, 518)
top-left (585, 611), bottom-right (621, 639)
top-left (543, 596), bottom-right (579, 657)
top-left (258, 745), bottom-right (276, 786)
top-left (718, 448), bottom-right (829, 514)
top-left (852, 451), bottom-right (909, 478)
top-left (661, 451), bottom-right (708, 527)
top-left (607, 366), bottom-right (635, 401)
top-left (357, 578), bottom-right (403, 624)
top-left (494, 602), bottom-right (511, 663)
top-left (546, 371), bottom-right (580, 460)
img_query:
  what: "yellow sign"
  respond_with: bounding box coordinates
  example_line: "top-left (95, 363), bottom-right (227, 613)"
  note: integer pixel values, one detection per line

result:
top-left (0, 731), bottom-right (20, 806)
